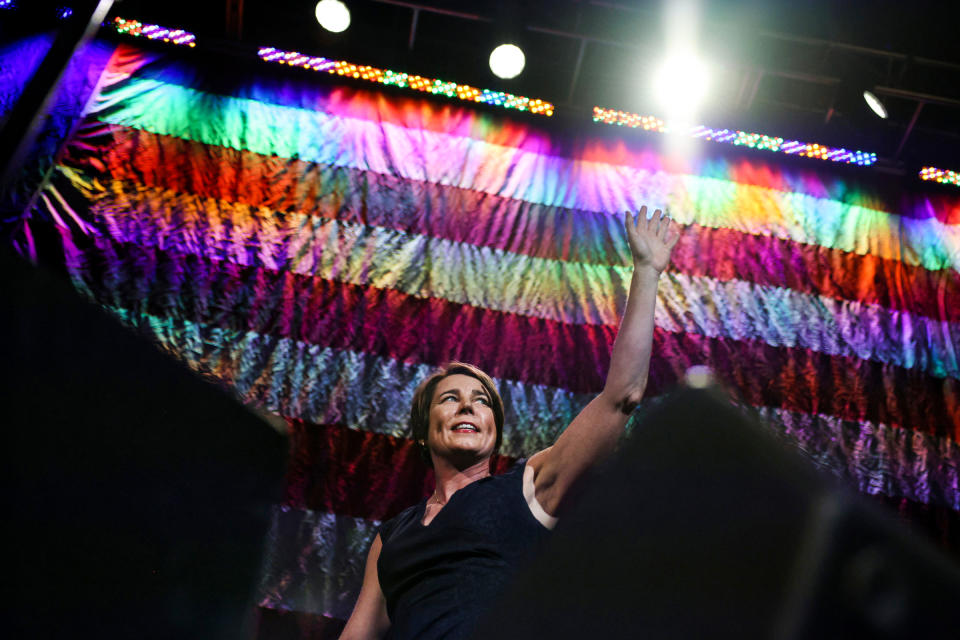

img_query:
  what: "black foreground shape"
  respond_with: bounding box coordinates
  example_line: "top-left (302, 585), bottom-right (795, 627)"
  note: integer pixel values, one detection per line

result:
top-left (474, 383), bottom-right (960, 639)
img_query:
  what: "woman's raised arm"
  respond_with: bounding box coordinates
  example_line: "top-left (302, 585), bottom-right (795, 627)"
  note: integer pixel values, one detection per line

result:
top-left (339, 534), bottom-right (390, 640)
top-left (528, 206), bottom-right (679, 516)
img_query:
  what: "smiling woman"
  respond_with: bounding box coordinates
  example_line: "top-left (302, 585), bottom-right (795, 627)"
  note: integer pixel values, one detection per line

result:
top-left (338, 206), bottom-right (680, 640)
top-left (416, 370), bottom-right (506, 527)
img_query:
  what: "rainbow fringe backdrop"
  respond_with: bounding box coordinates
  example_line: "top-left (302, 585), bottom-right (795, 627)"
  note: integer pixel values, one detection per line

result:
top-left (9, 42), bottom-right (960, 636)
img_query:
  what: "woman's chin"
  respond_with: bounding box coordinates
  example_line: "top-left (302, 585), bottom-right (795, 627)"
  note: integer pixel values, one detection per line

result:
top-left (435, 446), bottom-right (493, 469)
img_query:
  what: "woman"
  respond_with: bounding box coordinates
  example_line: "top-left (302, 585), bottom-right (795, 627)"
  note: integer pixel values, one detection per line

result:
top-left (340, 206), bottom-right (679, 639)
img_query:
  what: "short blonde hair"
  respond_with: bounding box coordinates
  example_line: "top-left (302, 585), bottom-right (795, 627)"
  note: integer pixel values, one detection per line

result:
top-left (409, 362), bottom-right (504, 466)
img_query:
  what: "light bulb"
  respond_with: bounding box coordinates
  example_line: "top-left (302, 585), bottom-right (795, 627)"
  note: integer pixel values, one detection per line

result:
top-left (315, 0), bottom-right (350, 33)
top-left (652, 52), bottom-right (710, 124)
top-left (862, 90), bottom-right (888, 119)
top-left (489, 43), bottom-right (525, 79)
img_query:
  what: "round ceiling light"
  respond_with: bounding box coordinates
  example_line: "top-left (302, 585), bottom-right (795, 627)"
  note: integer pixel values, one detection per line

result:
top-left (489, 43), bottom-right (526, 79)
top-left (651, 52), bottom-right (710, 124)
top-left (315, 0), bottom-right (350, 33)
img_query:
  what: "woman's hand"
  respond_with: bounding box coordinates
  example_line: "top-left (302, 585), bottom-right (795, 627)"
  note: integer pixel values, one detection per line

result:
top-left (625, 206), bottom-right (680, 274)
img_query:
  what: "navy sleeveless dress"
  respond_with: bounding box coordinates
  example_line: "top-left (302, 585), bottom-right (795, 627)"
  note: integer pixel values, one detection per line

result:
top-left (377, 462), bottom-right (551, 640)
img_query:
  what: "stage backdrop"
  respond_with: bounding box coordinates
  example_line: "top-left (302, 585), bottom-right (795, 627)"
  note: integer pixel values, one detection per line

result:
top-left (5, 40), bottom-right (960, 638)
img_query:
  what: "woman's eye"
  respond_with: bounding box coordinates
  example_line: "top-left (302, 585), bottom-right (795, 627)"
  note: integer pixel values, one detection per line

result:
top-left (476, 397), bottom-right (490, 406)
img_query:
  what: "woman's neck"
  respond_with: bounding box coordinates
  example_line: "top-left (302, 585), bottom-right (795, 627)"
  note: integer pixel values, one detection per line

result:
top-left (430, 457), bottom-right (491, 504)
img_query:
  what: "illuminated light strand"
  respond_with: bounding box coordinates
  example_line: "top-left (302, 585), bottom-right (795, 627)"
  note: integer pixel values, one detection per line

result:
top-left (593, 106), bottom-right (877, 167)
top-left (591, 107), bottom-right (666, 132)
top-left (920, 166), bottom-right (960, 187)
top-left (257, 46), bottom-right (554, 116)
top-left (690, 126), bottom-right (784, 152)
top-left (108, 17), bottom-right (197, 48)
top-left (0, 0), bottom-right (15, 9)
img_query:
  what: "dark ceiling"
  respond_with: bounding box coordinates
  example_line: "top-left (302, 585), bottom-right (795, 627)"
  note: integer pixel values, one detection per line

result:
top-left (15, 0), bottom-right (960, 172)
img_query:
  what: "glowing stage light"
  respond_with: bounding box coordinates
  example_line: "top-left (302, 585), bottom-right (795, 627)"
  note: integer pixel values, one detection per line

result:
top-left (651, 52), bottom-right (710, 122)
top-left (863, 90), bottom-right (888, 119)
top-left (109, 17), bottom-right (197, 47)
top-left (315, 0), bottom-right (350, 33)
top-left (258, 47), bottom-right (554, 116)
top-left (593, 106), bottom-right (877, 166)
top-left (0, 0), bottom-right (16, 9)
top-left (489, 43), bottom-right (525, 79)
top-left (919, 166), bottom-right (960, 187)
top-left (56, 6), bottom-right (73, 20)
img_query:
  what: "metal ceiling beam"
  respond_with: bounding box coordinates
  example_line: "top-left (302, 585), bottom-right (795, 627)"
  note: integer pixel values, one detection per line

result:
top-left (873, 86), bottom-right (960, 109)
top-left (895, 102), bottom-right (925, 160)
top-left (743, 69), bottom-right (764, 112)
top-left (372, 0), bottom-right (490, 23)
top-left (407, 7), bottom-right (420, 50)
top-left (565, 38), bottom-right (588, 104)
top-left (225, 0), bottom-right (244, 39)
top-left (761, 69), bottom-right (841, 86)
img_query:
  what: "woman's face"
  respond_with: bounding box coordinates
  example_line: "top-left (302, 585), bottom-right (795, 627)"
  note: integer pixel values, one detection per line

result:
top-left (426, 374), bottom-right (497, 465)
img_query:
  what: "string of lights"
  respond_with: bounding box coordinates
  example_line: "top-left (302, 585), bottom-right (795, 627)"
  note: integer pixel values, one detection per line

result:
top-left (592, 107), bottom-right (666, 133)
top-left (107, 17), bottom-right (196, 48)
top-left (919, 166), bottom-right (960, 187)
top-left (593, 106), bottom-right (878, 167)
top-left (257, 47), bottom-right (554, 116)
